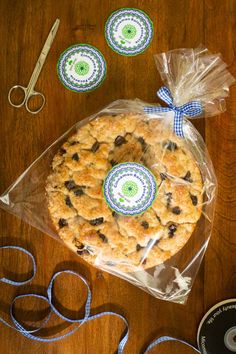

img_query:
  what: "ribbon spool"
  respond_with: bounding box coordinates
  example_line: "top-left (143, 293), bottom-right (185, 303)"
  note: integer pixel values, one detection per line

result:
top-left (197, 299), bottom-right (236, 354)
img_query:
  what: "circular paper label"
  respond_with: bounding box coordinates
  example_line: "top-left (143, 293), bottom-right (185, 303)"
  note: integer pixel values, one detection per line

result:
top-left (57, 44), bottom-right (106, 92)
top-left (105, 8), bottom-right (154, 56)
top-left (103, 162), bottom-right (157, 216)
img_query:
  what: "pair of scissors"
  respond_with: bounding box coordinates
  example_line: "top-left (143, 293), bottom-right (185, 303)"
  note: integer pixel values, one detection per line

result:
top-left (8, 19), bottom-right (60, 114)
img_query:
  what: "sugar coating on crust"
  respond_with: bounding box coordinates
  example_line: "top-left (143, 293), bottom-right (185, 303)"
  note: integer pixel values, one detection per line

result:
top-left (46, 113), bottom-right (203, 271)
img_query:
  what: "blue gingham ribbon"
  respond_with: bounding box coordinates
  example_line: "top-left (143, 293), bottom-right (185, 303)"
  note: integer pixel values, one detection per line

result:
top-left (0, 245), bottom-right (129, 352)
top-left (0, 245), bottom-right (199, 353)
top-left (144, 86), bottom-right (203, 138)
top-left (143, 336), bottom-right (200, 353)
top-left (0, 246), bottom-right (36, 286)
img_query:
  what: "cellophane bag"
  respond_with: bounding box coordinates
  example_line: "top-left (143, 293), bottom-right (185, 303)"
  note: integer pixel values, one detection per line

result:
top-left (1, 47), bottom-right (234, 304)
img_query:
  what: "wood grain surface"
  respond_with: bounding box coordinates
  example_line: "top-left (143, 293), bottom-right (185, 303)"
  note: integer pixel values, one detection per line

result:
top-left (0, 0), bottom-right (236, 353)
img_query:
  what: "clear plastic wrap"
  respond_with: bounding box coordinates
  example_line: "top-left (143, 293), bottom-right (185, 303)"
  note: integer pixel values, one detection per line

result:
top-left (1, 47), bottom-right (234, 303)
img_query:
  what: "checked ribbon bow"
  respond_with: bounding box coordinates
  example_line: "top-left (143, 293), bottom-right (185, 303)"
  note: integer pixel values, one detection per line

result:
top-left (144, 86), bottom-right (203, 138)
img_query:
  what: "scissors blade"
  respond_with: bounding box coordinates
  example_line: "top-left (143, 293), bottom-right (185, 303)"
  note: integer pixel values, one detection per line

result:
top-left (26, 19), bottom-right (60, 93)
top-left (41, 19), bottom-right (60, 56)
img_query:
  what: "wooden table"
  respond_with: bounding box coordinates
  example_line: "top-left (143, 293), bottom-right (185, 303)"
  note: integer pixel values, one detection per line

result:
top-left (0, 0), bottom-right (235, 353)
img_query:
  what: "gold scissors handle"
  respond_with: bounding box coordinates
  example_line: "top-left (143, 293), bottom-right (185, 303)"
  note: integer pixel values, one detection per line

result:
top-left (8, 85), bottom-right (46, 114)
top-left (8, 19), bottom-right (60, 115)
top-left (8, 85), bottom-right (27, 108)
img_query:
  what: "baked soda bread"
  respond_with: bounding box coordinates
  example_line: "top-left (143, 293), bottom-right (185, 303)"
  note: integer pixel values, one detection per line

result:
top-left (46, 113), bottom-right (203, 270)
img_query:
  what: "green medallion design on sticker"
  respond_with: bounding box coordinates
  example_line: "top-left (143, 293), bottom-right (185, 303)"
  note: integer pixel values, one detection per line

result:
top-left (74, 61), bottom-right (89, 76)
top-left (122, 24), bottom-right (137, 39)
top-left (105, 8), bottom-right (154, 56)
top-left (57, 44), bottom-right (107, 92)
top-left (122, 180), bottom-right (138, 197)
top-left (103, 162), bottom-right (157, 216)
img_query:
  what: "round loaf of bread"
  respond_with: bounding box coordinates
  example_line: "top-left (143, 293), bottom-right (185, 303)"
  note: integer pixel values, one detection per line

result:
top-left (46, 113), bottom-right (203, 271)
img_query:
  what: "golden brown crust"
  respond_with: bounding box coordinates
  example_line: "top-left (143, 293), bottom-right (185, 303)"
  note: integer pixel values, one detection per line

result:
top-left (46, 113), bottom-right (203, 271)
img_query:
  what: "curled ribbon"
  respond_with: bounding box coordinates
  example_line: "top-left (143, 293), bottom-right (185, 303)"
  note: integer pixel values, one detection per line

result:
top-left (144, 86), bottom-right (203, 138)
top-left (0, 245), bottom-right (199, 353)
top-left (0, 245), bottom-right (128, 353)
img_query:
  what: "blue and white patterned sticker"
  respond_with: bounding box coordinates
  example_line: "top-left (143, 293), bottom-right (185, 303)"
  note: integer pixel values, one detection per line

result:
top-left (57, 44), bottom-right (106, 92)
top-left (105, 8), bottom-right (154, 56)
top-left (103, 162), bottom-right (157, 216)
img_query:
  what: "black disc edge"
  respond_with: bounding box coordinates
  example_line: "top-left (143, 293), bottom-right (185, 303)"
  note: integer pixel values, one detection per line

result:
top-left (197, 298), bottom-right (236, 350)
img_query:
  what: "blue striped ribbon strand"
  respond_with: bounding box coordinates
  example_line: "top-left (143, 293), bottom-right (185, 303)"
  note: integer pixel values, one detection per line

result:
top-left (0, 245), bottom-right (200, 353)
top-left (0, 245), bottom-right (129, 353)
top-left (0, 245), bottom-right (36, 286)
top-left (143, 336), bottom-right (200, 353)
top-left (144, 86), bottom-right (202, 138)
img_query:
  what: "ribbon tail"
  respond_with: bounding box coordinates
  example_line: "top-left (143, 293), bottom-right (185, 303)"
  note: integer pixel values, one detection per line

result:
top-left (173, 111), bottom-right (185, 138)
top-left (143, 336), bottom-right (200, 353)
